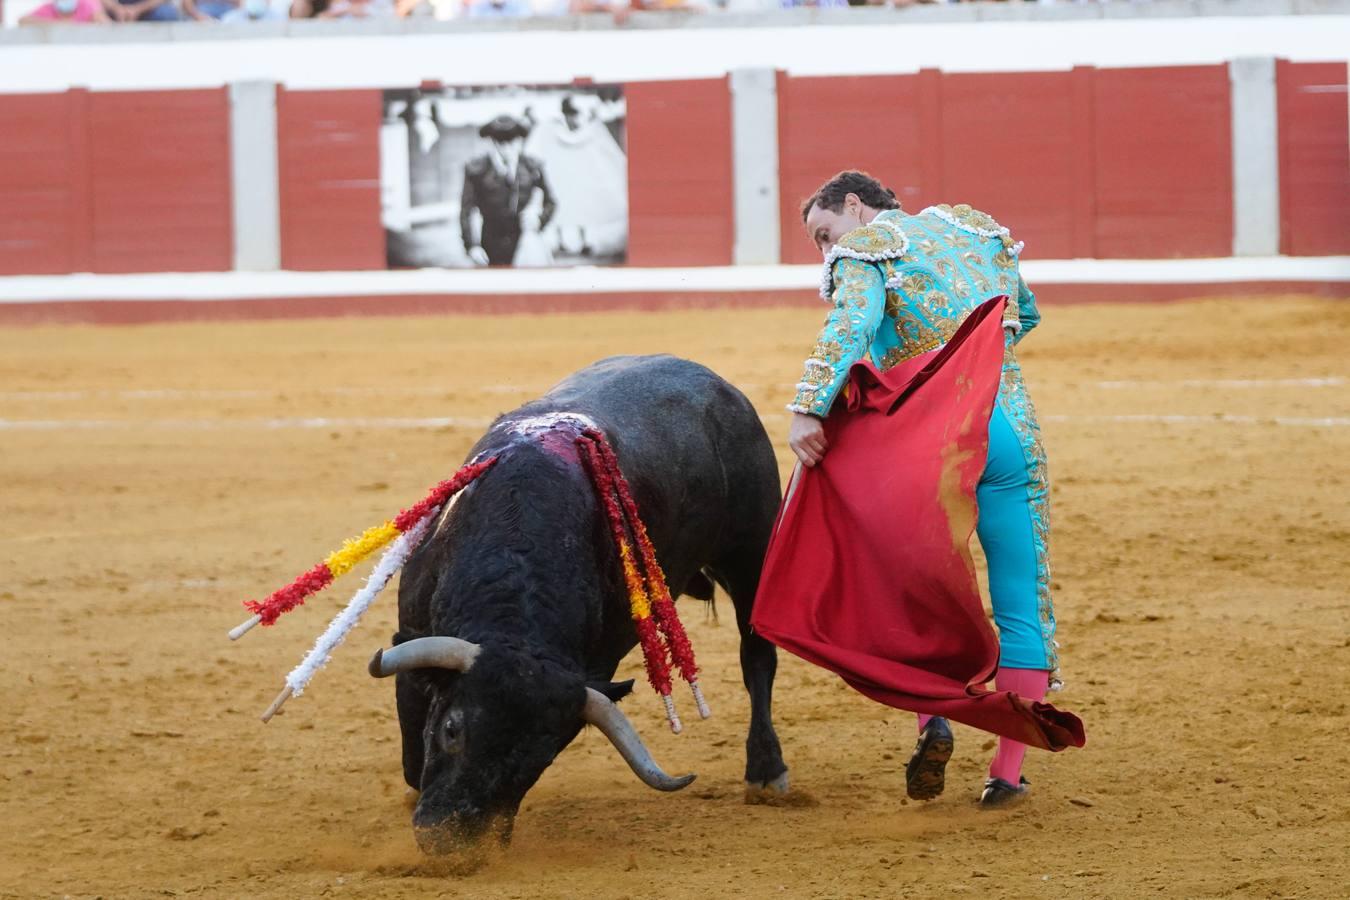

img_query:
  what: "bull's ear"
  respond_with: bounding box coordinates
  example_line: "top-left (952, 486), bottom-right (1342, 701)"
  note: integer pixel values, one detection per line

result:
top-left (586, 679), bottom-right (635, 703)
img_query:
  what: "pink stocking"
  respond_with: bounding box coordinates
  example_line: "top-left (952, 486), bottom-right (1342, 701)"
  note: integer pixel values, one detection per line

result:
top-left (917, 713), bottom-right (933, 733)
top-left (988, 667), bottom-right (1049, 783)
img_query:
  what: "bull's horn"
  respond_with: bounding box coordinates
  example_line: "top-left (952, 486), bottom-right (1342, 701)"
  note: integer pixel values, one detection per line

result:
top-left (582, 688), bottom-right (696, 792)
top-left (368, 637), bottom-right (482, 678)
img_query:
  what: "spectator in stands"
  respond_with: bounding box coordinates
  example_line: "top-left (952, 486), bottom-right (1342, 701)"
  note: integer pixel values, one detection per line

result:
top-left (393, 0), bottom-right (460, 18)
top-left (288, 0), bottom-right (393, 15)
top-left (20, 0), bottom-right (108, 22)
top-left (220, 0), bottom-right (287, 18)
top-left (182, 0), bottom-right (238, 17)
top-left (102, 0), bottom-right (181, 19)
top-left (465, 0), bottom-right (531, 16)
top-left (317, 0), bottom-right (397, 15)
top-left (542, 0), bottom-right (626, 19)
top-left (628, 0), bottom-right (708, 8)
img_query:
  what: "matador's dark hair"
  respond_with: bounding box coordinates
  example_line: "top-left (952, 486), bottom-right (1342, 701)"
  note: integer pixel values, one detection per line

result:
top-left (800, 170), bottom-right (901, 223)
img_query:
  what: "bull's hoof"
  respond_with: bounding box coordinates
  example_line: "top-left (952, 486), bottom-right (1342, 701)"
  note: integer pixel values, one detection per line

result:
top-left (749, 771), bottom-right (790, 794)
top-left (744, 770), bottom-right (817, 807)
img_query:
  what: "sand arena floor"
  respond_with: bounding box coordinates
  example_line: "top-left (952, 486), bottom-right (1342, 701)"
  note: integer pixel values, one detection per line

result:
top-left (2, 297), bottom-right (1348, 899)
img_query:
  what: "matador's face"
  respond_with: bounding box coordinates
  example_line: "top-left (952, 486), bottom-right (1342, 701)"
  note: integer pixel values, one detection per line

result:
top-left (803, 193), bottom-right (870, 257)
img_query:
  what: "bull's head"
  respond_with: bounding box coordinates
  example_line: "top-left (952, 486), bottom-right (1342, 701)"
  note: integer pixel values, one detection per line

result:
top-left (369, 636), bottom-right (694, 856)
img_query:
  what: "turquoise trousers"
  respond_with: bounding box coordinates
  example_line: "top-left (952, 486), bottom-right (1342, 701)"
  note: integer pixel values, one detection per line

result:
top-left (976, 402), bottom-right (1056, 672)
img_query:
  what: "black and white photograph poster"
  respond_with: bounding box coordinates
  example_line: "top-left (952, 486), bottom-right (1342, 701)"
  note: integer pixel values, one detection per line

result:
top-left (381, 84), bottom-right (628, 269)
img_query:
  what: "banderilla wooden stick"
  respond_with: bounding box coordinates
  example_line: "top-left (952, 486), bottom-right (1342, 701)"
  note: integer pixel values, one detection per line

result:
top-left (228, 614), bottom-right (262, 641)
top-left (260, 684), bottom-right (293, 723)
top-left (690, 681), bottom-right (712, 720)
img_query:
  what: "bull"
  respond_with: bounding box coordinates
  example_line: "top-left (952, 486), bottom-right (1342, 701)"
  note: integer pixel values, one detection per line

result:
top-left (367, 355), bottom-right (789, 855)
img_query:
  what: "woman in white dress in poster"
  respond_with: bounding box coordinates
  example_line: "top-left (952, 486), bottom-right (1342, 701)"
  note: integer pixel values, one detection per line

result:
top-left (525, 94), bottom-right (629, 262)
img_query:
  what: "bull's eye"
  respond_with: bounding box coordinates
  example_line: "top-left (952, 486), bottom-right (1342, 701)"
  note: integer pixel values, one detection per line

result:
top-left (439, 713), bottom-right (464, 754)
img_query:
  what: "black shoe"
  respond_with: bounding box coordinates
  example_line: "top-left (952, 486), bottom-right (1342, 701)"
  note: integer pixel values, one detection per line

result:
top-left (905, 718), bottom-right (954, 801)
top-left (979, 775), bottom-right (1030, 808)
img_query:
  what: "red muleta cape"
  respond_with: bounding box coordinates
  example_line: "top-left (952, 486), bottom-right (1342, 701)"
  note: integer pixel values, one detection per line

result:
top-left (752, 298), bottom-right (1085, 752)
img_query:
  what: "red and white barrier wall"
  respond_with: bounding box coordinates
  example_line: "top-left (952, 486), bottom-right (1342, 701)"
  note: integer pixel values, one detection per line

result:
top-left (0, 9), bottom-right (1346, 321)
top-left (3, 61), bottom-right (1346, 271)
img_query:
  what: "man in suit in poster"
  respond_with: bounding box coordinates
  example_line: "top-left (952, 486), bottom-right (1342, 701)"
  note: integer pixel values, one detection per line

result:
top-left (460, 115), bottom-right (557, 267)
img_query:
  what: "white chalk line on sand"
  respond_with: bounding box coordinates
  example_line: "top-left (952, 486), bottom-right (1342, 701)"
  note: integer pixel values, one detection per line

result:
top-left (0, 385), bottom-right (535, 401)
top-left (1091, 377), bottom-right (1346, 389)
top-left (3, 413), bottom-right (1348, 432)
top-left (0, 415), bottom-right (495, 432)
top-left (1, 377), bottom-right (1344, 403)
top-left (1041, 414), bottom-right (1350, 427)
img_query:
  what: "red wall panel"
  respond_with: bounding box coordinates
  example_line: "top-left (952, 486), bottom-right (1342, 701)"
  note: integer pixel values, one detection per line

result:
top-left (277, 88), bottom-right (384, 271)
top-left (1092, 66), bottom-right (1232, 258)
top-left (777, 72), bottom-right (928, 264)
top-left (777, 68), bottom-right (1105, 262)
top-left (86, 89), bottom-right (232, 273)
top-left (939, 71), bottom-right (1080, 260)
top-left (625, 78), bottom-right (734, 267)
top-left (0, 91), bottom-right (90, 276)
top-left (1277, 61), bottom-right (1350, 256)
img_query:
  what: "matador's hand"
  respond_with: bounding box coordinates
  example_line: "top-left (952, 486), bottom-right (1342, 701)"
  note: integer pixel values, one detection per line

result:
top-left (789, 412), bottom-right (829, 467)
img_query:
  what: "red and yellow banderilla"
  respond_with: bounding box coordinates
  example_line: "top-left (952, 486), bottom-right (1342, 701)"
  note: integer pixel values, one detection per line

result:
top-left (576, 428), bottom-right (710, 733)
top-left (228, 457), bottom-right (498, 640)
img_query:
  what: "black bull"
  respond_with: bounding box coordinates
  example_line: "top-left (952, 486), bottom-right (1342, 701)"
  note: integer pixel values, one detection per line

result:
top-left (368, 355), bottom-right (789, 854)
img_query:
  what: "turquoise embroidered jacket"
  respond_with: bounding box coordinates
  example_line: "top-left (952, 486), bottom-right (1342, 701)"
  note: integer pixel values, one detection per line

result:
top-left (789, 205), bottom-right (1041, 417)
